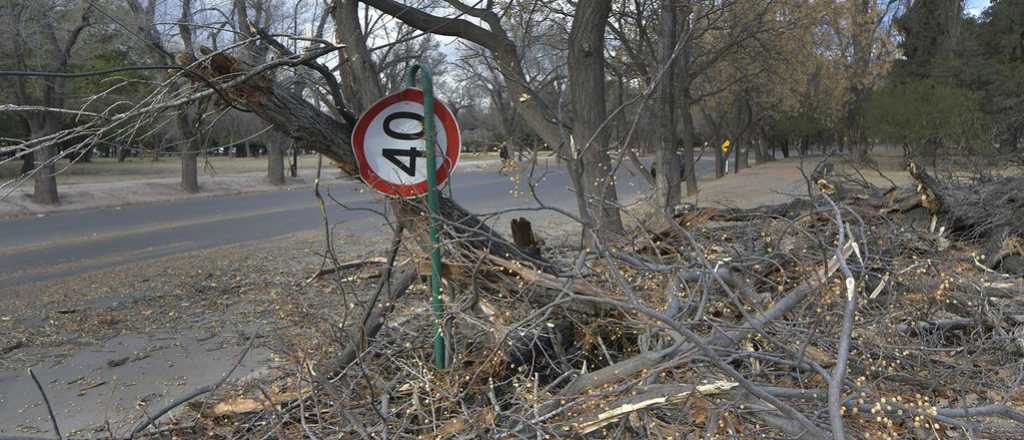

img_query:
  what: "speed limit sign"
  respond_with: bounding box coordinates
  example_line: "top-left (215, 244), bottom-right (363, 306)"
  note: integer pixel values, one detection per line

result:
top-left (351, 88), bottom-right (462, 198)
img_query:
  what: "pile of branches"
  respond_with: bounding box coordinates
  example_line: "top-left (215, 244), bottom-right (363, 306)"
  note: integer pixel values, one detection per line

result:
top-left (132, 160), bottom-right (1024, 440)
top-left (157, 163), bottom-right (1024, 440)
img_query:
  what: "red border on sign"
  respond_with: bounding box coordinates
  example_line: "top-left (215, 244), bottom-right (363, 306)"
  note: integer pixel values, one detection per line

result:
top-left (351, 88), bottom-right (462, 198)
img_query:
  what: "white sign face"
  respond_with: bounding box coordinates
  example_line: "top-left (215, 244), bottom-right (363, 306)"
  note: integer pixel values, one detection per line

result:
top-left (351, 88), bottom-right (461, 198)
top-left (363, 101), bottom-right (448, 185)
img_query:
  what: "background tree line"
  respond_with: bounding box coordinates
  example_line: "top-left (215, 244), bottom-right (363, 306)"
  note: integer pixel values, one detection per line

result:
top-left (0, 0), bottom-right (1020, 237)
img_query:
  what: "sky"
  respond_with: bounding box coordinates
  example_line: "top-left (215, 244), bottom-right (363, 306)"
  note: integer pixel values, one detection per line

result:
top-left (965, 0), bottom-right (992, 16)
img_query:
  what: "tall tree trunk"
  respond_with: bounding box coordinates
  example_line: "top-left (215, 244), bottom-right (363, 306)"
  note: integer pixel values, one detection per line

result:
top-left (846, 0), bottom-right (874, 162)
top-left (654, 0), bottom-right (681, 214)
top-left (568, 0), bottom-right (623, 240)
top-left (268, 144), bottom-right (285, 185)
top-left (678, 8), bottom-right (698, 195)
top-left (733, 135), bottom-right (745, 173)
top-left (177, 112), bottom-right (199, 194)
top-left (290, 145), bottom-right (298, 177)
top-left (335, 0), bottom-right (384, 112)
top-left (178, 0), bottom-right (199, 193)
top-left (20, 154), bottom-right (34, 175)
top-left (703, 106), bottom-right (725, 178)
top-left (680, 91), bottom-right (698, 194)
top-left (13, 2), bottom-right (91, 205)
top-left (29, 116), bottom-right (60, 205)
top-left (714, 144), bottom-right (724, 177)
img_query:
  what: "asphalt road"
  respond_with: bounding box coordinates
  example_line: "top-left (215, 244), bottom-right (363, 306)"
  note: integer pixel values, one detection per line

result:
top-left (0, 160), bottom-right (712, 289)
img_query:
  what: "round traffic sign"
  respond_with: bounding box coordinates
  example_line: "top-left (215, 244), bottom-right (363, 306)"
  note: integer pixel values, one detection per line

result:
top-left (351, 88), bottom-right (461, 198)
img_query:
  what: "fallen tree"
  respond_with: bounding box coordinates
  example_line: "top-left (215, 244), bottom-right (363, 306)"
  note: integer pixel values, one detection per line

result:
top-left (127, 148), bottom-right (1024, 439)
top-left (8, 39), bottom-right (1024, 439)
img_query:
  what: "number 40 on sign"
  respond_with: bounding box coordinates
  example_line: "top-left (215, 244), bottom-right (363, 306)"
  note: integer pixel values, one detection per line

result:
top-left (351, 88), bottom-right (462, 198)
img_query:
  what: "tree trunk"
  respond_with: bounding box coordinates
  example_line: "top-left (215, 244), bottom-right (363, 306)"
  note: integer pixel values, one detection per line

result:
top-left (846, 0), bottom-right (873, 162)
top-left (181, 148), bottom-right (198, 193)
top-left (733, 136), bottom-right (745, 173)
top-left (678, 9), bottom-right (698, 196)
top-left (268, 144), bottom-right (285, 185)
top-left (290, 145), bottom-right (298, 177)
top-left (654, 0), bottom-right (681, 214)
top-left (20, 154), bottom-right (34, 175)
top-left (680, 93), bottom-right (698, 195)
top-left (568, 0), bottom-right (623, 239)
top-left (714, 145), bottom-right (724, 178)
top-left (32, 144), bottom-right (58, 205)
top-left (28, 116), bottom-right (60, 205)
top-left (178, 0), bottom-right (200, 194)
top-left (335, 0), bottom-right (384, 113)
top-left (177, 111), bottom-right (199, 194)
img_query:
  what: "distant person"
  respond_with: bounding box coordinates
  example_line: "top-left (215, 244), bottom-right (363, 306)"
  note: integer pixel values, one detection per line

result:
top-left (498, 143), bottom-right (515, 175)
top-left (499, 143), bottom-right (510, 162)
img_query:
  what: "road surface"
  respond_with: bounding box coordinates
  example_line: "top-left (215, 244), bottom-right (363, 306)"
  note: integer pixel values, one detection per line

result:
top-left (0, 160), bottom-right (712, 289)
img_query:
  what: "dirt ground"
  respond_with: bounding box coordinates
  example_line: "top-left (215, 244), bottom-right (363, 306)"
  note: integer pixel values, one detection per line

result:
top-left (0, 227), bottom-right (382, 436)
top-left (0, 154), bottom-right (899, 436)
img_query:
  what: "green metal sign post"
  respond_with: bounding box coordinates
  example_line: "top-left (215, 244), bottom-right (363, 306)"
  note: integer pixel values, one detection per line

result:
top-left (403, 64), bottom-right (446, 370)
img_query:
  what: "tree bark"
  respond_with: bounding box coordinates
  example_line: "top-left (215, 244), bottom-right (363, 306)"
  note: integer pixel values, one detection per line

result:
top-left (267, 144), bottom-right (285, 185)
top-left (177, 111), bottom-right (200, 194)
top-left (178, 0), bottom-right (200, 193)
top-left (846, 0), bottom-right (873, 162)
top-left (654, 0), bottom-right (681, 214)
top-left (678, 9), bottom-right (698, 195)
top-left (29, 116), bottom-right (60, 205)
top-left (714, 145), bottom-right (724, 177)
top-left (568, 0), bottom-right (624, 239)
top-left (335, 0), bottom-right (384, 113)
top-left (680, 90), bottom-right (698, 194)
top-left (20, 154), bottom-right (35, 175)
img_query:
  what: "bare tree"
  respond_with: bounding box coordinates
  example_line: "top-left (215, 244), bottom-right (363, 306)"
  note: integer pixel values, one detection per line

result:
top-left (234, 0), bottom-right (287, 185)
top-left (654, 0), bottom-right (682, 213)
top-left (358, 0), bottom-right (628, 240)
top-left (568, 0), bottom-right (624, 238)
top-left (2, 0), bottom-right (93, 204)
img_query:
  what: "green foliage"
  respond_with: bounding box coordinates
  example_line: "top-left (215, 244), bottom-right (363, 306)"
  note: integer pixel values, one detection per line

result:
top-left (770, 111), bottom-right (830, 142)
top-left (864, 80), bottom-right (987, 155)
top-left (893, 0), bottom-right (964, 80)
top-left (878, 0), bottom-right (1023, 155)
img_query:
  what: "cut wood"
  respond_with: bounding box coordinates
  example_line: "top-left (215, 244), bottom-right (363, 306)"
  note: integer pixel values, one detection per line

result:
top-left (306, 257), bottom-right (387, 282)
top-left (510, 217), bottom-right (543, 260)
top-left (571, 381), bottom-right (738, 434)
top-left (485, 254), bottom-right (609, 298)
top-left (207, 390), bottom-right (307, 417)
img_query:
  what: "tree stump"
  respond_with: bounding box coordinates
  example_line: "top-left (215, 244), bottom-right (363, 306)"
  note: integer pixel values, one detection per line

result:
top-left (511, 217), bottom-right (543, 260)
